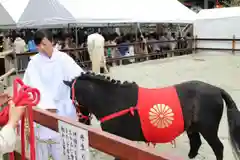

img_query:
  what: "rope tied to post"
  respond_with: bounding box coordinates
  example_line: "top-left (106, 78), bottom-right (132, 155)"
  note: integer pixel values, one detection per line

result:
top-left (0, 78), bottom-right (40, 160)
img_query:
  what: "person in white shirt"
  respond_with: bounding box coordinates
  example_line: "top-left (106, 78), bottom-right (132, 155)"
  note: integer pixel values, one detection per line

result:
top-left (23, 29), bottom-right (84, 160)
top-left (54, 41), bottom-right (62, 50)
top-left (13, 33), bottom-right (26, 54)
top-left (14, 33), bottom-right (28, 71)
top-left (0, 94), bottom-right (25, 155)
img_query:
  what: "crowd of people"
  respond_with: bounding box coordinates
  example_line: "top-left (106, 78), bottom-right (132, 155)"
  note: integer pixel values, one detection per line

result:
top-left (0, 28), bottom-right (193, 71)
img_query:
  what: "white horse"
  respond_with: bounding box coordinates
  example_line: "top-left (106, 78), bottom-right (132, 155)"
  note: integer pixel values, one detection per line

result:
top-left (87, 33), bottom-right (108, 74)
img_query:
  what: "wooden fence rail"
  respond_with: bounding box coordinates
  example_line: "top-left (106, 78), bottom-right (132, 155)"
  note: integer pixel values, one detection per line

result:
top-left (2, 36), bottom-right (238, 85)
top-left (194, 35), bottom-right (240, 54)
top-left (14, 108), bottom-right (171, 160)
top-left (16, 39), bottom-right (190, 56)
top-left (6, 36), bottom-right (240, 57)
top-left (14, 36), bottom-right (240, 57)
top-left (0, 68), bottom-right (15, 90)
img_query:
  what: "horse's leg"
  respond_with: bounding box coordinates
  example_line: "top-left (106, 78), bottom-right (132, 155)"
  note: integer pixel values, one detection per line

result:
top-left (200, 127), bottom-right (223, 160)
top-left (197, 95), bottom-right (224, 160)
top-left (187, 131), bottom-right (202, 159)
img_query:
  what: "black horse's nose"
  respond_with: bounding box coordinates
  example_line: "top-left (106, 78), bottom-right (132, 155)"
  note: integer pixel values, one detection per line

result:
top-left (78, 118), bottom-right (91, 125)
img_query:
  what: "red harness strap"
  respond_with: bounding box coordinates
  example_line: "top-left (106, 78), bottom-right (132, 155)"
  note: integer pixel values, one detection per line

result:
top-left (100, 106), bottom-right (138, 123)
top-left (71, 79), bottom-right (91, 122)
top-left (0, 78), bottom-right (40, 160)
top-left (71, 79), bottom-right (77, 106)
top-left (71, 79), bottom-right (137, 123)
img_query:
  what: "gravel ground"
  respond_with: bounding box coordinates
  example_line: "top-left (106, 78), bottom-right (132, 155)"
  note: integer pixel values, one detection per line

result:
top-left (12, 52), bottom-right (240, 160)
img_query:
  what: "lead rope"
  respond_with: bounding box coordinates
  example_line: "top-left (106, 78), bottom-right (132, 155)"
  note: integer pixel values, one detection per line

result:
top-left (0, 78), bottom-right (40, 160)
top-left (71, 79), bottom-right (92, 122)
top-left (13, 78), bottom-right (40, 160)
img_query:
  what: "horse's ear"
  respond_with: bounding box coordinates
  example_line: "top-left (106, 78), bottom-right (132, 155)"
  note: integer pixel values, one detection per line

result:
top-left (63, 80), bottom-right (72, 87)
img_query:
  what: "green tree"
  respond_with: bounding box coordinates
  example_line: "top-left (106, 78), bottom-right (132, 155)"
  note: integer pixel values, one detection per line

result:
top-left (230, 0), bottom-right (240, 6)
top-left (221, 0), bottom-right (240, 6)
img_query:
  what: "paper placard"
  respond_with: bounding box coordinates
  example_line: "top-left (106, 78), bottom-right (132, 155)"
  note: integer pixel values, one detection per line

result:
top-left (58, 120), bottom-right (90, 160)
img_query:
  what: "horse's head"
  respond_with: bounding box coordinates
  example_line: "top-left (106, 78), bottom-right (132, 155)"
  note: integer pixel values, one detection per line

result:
top-left (63, 72), bottom-right (138, 125)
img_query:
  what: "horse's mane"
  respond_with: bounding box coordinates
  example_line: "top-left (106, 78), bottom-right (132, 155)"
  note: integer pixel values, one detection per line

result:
top-left (77, 71), bottom-right (136, 87)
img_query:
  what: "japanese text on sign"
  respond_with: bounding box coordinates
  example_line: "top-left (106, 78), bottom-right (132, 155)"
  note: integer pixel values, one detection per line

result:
top-left (58, 120), bottom-right (90, 160)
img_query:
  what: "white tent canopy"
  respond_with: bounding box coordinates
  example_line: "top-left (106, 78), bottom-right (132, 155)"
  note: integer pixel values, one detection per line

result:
top-left (0, 0), bottom-right (76, 28)
top-left (59, 0), bottom-right (196, 24)
top-left (194, 7), bottom-right (240, 49)
top-left (58, 0), bottom-right (134, 24)
top-left (0, 0), bottom-right (196, 28)
top-left (18, 0), bottom-right (76, 27)
top-left (130, 0), bottom-right (197, 23)
top-left (0, 0), bottom-right (28, 27)
top-left (196, 7), bottom-right (240, 20)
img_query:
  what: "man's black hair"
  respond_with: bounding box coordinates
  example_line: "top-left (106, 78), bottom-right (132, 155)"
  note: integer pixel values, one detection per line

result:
top-left (34, 29), bottom-right (53, 45)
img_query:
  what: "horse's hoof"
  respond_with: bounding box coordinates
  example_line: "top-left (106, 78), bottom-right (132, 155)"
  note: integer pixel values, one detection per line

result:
top-left (188, 151), bottom-right (198, 159)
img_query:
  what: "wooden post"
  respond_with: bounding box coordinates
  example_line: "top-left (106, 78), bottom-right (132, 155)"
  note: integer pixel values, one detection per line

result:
top-left (143, 38), bottom-right (149, 61)
top-left (119, 59), bottom-right (122, 65)
top-left (194, 35), bottom-right (198, 54)
top-left (1, 50), bottom-right (14, 86)
top-left (0, 68), bottom-right (16, 90)
top-left (232, 35), bottom-right (236, 55)
top-left (204, 0), bottom-right (209, 9)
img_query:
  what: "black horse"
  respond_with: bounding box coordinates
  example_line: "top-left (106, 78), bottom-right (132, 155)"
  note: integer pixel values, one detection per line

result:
top-left (63, 72), bottom-right (240, 160)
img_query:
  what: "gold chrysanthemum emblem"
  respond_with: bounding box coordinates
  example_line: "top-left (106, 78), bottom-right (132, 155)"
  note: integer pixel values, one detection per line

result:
top-left (149, 104), bottom-right (174, 128)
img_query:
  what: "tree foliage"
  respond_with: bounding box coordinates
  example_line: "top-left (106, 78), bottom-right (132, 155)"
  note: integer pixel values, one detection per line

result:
top-left (230, 0), bottom-right (240, 6)
top-left (221, 0), bottom-right (240, 6)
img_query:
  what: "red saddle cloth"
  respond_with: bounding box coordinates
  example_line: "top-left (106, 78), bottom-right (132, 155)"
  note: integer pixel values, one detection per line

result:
top-left (137, 86), bottom-right (184, 143)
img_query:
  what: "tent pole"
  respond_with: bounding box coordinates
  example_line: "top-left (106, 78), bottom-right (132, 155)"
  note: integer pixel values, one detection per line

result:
top-left (135, 23), bottom-right (138, 40)
top-left (204, 0), bottom-right (209, 9)
top-left (75, 25), bottom-right (78, 47)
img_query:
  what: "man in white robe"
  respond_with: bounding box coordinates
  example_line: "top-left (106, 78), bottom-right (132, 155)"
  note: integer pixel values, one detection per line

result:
top-left (23, 30), bottom-right (84, 160)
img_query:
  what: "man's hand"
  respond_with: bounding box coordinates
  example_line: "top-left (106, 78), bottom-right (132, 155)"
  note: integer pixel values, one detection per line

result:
top-left (8, 100), bottom-right (26, 128)
top-left (0, 93), bottom-right (10, 105)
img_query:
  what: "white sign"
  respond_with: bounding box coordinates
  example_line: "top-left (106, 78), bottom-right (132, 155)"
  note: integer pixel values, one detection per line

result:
top-left (58, 120), bottom-right (90, 160)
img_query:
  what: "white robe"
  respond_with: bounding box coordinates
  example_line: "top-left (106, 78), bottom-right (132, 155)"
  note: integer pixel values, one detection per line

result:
top-left (0, 124), bottom-right (16, 155)
top-left (23, 49), bottom-right (84, 159)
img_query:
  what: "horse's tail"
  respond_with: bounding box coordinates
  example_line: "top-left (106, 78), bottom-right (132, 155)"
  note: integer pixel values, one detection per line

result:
top-left (220, 88), bottom-right (240, 158)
